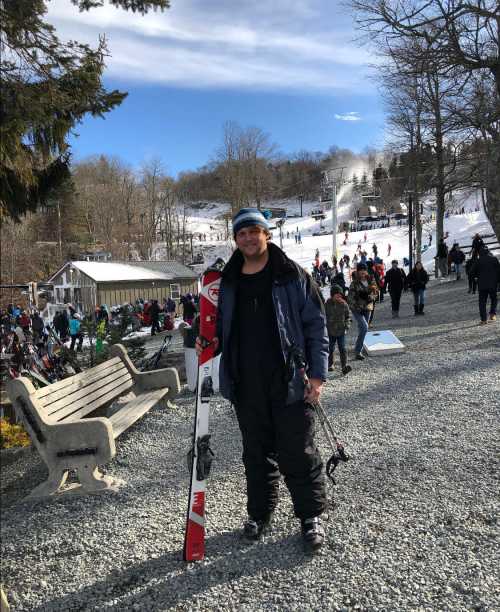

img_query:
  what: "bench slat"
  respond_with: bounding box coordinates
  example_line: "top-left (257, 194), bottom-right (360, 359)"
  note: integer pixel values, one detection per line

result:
top-left (59, 379), bottom-right (137, 424)
top-left (48, 373), bottom-right (134, 423)
top-left (45, 367), bottom-right (131, 415)
top-left (109, 388), bottom-right (169, 439)
top-left (35, 357), bottom-right (123, 399)
top-left (39, 361), bottom-right (129, 408)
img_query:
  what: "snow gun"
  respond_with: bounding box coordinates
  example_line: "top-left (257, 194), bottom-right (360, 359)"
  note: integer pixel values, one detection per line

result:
top-left (290, 346), bottom-right (349, 485)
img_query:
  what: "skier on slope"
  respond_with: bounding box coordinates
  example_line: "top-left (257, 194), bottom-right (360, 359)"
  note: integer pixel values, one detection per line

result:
top-left (196, 208), bottom-right (328, 552)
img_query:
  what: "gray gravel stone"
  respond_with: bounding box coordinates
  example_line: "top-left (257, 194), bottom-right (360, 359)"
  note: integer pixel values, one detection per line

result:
top-left (1, 278), bottom-right (499, 611)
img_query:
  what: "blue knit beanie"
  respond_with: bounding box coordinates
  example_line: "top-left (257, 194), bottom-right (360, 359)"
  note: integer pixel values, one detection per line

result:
top-left (232, 208), bottom-right (270, 237)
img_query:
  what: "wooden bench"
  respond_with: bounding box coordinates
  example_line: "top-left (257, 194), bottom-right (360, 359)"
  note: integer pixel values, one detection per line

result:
top-left (6, 344), bottom-right (180, 498)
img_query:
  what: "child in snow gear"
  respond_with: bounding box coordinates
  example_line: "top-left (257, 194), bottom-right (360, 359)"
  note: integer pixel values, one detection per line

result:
top-left (325, 284), bottom-right (352, 375)
top-left (407, 262), bottom-right (429, 315)
top-left (208, 207), bottom-right (328, 553)
top-left (384, 260), bottom-right (407, 317)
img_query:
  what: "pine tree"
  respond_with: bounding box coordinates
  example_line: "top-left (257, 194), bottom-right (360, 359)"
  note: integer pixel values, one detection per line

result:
top-left (0, 0), bottom-right (169, 221)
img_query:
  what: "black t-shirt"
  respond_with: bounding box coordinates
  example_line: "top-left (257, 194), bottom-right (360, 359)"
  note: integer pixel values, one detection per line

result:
top-left (234, 259), bottom-right (284, 386)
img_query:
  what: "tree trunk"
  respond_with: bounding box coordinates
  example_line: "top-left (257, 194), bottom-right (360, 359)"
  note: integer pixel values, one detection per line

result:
top-left (484, 141), bottom-right (500, 242)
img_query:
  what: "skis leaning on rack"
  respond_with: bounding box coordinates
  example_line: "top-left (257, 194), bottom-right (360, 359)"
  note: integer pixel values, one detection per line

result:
top-left (183, 259), bottom-right (224, 562)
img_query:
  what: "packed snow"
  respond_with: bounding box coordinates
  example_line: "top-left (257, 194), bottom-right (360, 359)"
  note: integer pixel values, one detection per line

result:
top-left (161, 191), bottom-right (495, 277)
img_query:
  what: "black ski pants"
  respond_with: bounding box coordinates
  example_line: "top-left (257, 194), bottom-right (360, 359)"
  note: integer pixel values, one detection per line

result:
top-left (234, 374), bottom-right (326, 522)
top-left (468, 274), bottom-right (477, 293)
top-left (478, 288), bottom-right (497, 321)
top-left (390, 289), bottom-right (402, 312)
top-left (150, 316), bottom-right (161, 335)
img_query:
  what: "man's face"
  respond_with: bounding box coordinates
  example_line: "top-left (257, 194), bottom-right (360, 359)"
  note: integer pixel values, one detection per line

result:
top-left (358, 270), bottom-right (368, 281)
top-left (392, 262), bottom-right (398, 269)
top-left (235, 225), bottom-right (268, 258)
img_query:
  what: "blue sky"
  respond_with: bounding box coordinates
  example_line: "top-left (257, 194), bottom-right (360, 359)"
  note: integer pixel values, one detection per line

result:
top-left (48, 0), bottom-right (385, 177)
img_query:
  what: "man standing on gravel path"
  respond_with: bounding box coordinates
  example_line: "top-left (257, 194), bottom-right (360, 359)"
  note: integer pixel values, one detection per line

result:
top-left (470, 247), bottom-right (500, 324)
top-left (197, 208), bottom-right (329, 553)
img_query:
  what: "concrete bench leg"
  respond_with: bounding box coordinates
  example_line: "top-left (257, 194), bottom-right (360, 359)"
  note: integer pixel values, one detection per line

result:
top-left (28, 468), bottom-right (69, 499)
top-left (78, 465), bottom-right (121, 493)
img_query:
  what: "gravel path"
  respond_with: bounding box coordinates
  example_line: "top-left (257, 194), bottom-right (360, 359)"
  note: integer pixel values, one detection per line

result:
top-left (1, 278), bottom-right (499, 611)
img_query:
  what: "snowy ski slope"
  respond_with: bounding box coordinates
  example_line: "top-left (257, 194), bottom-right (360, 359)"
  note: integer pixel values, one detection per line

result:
top-left (170, 192), bottom-right (495, 276)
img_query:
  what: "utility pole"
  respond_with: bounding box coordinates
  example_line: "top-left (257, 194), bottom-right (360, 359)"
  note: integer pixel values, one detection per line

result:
top-left (332, 182), bottom-right (338, 260)
top-left (324, 167), bottom-right (345, 264)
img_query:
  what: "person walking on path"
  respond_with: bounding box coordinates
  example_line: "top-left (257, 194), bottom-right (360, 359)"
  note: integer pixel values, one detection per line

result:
top-left (198, 207), bottom-right (328, 552)
top-left (470, 247), bottom-right (500, 324)
top-left (436, 239), bottom-right (449, 277)
top-left (449, 243), bottom-right (466, 280)
top-left (348, 263), bottom-right (379, 360)
top-left (384, 260), bottom-right (407, 317)
top-left (466, 256), bottom-right (478, 294)
top-left (325, 284), bottom-right (352, 375)
top-left (149, 299), bottom-right (161, 335)
top-left (471, 233), bottom-right (485, 258)
top-left (407, 262), bottom-right (429, 315)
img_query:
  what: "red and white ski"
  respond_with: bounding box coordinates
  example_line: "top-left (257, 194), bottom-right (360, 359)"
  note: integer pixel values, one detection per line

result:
top-left (183, 260), bottom-right (223, 562)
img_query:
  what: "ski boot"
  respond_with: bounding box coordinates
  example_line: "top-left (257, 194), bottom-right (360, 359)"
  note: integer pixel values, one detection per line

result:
top-left (301, 517), bottom-right (324, 553)
top-left (243, 514), bottom-right (272, 541)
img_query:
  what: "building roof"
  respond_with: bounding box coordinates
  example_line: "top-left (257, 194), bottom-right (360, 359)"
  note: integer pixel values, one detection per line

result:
top-left (125, 260), bottom-right (198, 280)
top-left (48, 260), bottom-right (198, 283)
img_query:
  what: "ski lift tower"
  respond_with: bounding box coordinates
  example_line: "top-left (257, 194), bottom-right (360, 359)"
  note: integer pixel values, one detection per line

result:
top-left (323, 167), bottom-right (346, 262)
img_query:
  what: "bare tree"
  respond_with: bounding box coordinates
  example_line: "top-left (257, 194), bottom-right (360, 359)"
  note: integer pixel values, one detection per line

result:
top-left (349, 0), bottom-right (500, 239)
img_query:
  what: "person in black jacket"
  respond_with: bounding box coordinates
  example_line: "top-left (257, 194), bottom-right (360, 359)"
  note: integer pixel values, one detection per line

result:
top-left (436, 239), bottom-right (449, 277)
top-left (407, 262), bottom-right (429, 315)
top-left (465, 255), bottom-right (478, 294)
top-left (149, 299), bottom-right (161, 335)
top-left (449, 243), bottom-right (466, 280)
top-left (470, 248), bottom-right (500, 324)
top-left (384, 260), bottom-right (407, 317)
top-left (471, 233), bottom-right (485, 258)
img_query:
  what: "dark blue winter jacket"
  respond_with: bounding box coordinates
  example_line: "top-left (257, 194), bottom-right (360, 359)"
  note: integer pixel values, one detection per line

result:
top-left (216, 242), bottom-right (329, 404)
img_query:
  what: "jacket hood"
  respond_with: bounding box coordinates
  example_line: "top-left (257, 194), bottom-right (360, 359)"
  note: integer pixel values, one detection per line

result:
top-left (222, 241), bottom-right (300, 285)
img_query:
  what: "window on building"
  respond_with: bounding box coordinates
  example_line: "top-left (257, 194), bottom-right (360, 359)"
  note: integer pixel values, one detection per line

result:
top-left (170, 283), bottom-right (181, 300)
top-left (56, 288), bottom-right (63, 304)
top-left (73, 288), bottom-right (82, 309)
top-left (64, 288), bottom-right (72, 304)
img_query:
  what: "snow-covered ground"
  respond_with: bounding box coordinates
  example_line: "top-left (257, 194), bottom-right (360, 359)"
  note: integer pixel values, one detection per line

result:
top-left (164, 192), bottom-right (495, 276)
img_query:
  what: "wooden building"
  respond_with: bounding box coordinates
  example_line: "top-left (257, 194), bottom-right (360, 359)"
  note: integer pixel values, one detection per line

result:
top-left (47, 260), bottom-right (198, 313)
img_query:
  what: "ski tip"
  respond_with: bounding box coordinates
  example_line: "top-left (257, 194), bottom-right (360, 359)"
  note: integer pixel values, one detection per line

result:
top-left (206, 258), bottom-right (225, 272)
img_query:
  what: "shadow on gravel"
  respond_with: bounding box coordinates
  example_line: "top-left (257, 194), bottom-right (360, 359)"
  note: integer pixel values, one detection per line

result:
top-left (32, 531), bottom-right (309, 611)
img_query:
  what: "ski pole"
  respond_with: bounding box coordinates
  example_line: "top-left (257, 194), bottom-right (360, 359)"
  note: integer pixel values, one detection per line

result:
top-left (290, 346), bottom-right (349, 484)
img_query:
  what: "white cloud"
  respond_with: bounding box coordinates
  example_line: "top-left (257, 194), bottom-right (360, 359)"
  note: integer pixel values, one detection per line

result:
top-left (46, 1), bottom-right (372, 92)
top-left (334, 112), bottom-right (362, 121)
